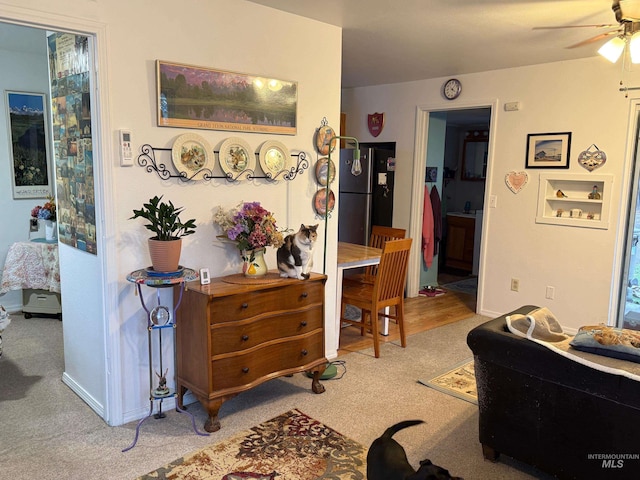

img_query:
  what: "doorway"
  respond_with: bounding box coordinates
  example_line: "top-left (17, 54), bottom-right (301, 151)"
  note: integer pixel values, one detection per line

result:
top-left (0, 14), bottom-right (115, 424)
top-left (406, 101), bottom-right (497, 314)
top-left (436, 109), bottom-right (490, 298)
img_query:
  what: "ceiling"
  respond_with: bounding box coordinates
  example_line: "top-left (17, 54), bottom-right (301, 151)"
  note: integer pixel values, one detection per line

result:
top-left (247, 0), bottom-right (619, 88)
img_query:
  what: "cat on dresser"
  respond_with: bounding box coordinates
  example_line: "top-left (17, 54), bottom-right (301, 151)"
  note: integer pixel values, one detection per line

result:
top-left (277, 224), bottom-right (318, 280)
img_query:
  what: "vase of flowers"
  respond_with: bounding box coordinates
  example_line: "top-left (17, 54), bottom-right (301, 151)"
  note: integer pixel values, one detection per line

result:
top-left (213, 201), bottom-right (285, 277)
top-left (31, 196), bottom-right (57, 241)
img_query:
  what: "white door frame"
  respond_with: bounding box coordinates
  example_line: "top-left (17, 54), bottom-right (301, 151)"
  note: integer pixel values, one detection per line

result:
top-left (0, 6), bottom-right (120, 424)
top-left (407, 99), bottom-right (498, 315)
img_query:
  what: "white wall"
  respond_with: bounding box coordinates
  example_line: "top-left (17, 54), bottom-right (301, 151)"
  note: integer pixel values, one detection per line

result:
top-left (1, 0), bottom-right (343, 426)
top-left (0, 25), bottom-right (50, 311)
top-left (342, 57), bottom-right (636, 331)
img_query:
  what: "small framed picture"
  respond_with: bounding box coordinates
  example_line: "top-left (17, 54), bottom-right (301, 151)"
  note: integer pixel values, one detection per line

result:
top-left (525, 132), bottom-right (571, 169)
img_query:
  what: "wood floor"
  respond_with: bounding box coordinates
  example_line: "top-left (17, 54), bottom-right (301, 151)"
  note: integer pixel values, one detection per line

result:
top-left (337, 288), bottom-right (477, 356)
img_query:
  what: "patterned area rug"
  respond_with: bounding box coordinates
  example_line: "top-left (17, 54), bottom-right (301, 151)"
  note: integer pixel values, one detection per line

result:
top-left (418, 359), bottom-right (477, 405)
top-left (138, 409), bottom-right (367, 479)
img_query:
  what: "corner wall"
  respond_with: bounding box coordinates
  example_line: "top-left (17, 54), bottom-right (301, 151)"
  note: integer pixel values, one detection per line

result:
top-left (1, 0), bottom-right (343, 426)
top-left (342, 57), bottom-right (637, 331)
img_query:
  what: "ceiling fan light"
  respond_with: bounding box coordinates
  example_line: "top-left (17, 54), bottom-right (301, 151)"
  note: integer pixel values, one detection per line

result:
top-left (630, 32), bottom-right (640, 63)
top-left (598, 36), bottom-right (626, 62)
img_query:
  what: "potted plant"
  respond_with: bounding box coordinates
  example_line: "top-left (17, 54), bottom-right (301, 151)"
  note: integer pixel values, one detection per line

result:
top-left (130, 195), bottom-right (197, 272)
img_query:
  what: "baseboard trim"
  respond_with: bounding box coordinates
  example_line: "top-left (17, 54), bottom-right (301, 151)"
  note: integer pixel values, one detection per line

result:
top-left (62, 371), bottom-right (104, 419)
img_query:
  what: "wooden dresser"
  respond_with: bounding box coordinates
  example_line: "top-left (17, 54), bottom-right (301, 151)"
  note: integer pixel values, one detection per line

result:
top-left (174, 272), bottom-right (327, 432)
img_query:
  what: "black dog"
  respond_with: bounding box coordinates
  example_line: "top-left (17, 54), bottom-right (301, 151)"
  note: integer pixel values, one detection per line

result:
top-left (367, 420), bottom-right (463, 480)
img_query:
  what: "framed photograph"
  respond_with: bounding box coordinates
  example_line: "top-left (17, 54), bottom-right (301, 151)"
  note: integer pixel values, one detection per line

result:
top-left (525, 132), bottom-right (571, 169)
top-left (5, 91), bottom-right (52, 199)
top-left (156, 60), bottom-right (297, 135)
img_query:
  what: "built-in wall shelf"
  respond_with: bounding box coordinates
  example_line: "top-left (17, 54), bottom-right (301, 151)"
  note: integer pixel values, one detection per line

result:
top-left (536, 173), bottom-right (613, 229)
top-left (136, 144), bottom-right (309, 183)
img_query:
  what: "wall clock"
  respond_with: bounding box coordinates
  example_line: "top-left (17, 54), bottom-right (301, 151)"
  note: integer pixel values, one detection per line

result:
top-left (443, 78), bottom-right (462, 100)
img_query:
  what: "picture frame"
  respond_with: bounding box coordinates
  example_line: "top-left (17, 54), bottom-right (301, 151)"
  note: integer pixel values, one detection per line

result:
top-left (5, 91), bottom-right (52, 199)
top-left (525, 132), bottom-right (571, 169)
top-left (156, 60), bottom-right (297, 135)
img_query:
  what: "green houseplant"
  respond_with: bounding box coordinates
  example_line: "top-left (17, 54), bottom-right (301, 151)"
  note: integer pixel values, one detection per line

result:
top-left (130, 195), bottom-right (197, 272)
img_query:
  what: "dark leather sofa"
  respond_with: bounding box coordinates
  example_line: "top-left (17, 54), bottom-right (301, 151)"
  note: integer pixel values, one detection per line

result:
top-left (467, 305), bottom-right (640, 480)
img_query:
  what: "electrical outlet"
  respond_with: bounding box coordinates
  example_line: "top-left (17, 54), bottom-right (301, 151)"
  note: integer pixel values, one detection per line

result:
top-left (546, 286), bottom-right (555, 300)
top-left (511, 278), bottom-right (519, 292)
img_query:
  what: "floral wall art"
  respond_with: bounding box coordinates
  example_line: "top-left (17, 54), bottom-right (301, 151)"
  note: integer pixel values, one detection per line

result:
top-left (47, 32), bottom-right (97, 254)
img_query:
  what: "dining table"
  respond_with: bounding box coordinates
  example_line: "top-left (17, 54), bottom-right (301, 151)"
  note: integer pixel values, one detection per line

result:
top-left (336, 241), bottom-right (390, 338)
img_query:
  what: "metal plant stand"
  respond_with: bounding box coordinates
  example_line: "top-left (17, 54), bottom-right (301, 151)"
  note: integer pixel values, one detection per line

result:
top-left (123, 267), bottom-right (208, 452)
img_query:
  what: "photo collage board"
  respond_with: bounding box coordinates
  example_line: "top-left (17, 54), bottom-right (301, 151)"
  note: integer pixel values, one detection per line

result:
top-left (47, 32), bottom-right (97, 254)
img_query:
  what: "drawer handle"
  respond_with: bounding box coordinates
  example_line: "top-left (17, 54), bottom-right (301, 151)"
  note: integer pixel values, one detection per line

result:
top-left (301, 349), bottom-right (308, 356)
top-left (300, 321), bottom-right (307, 327)
top-left (241, 302), bottom-right (249, 309)
top-left (241, 335), bottom-right (249, 341)
top-left (242, 367), bottom-right (249, 373)
top-left (301, 292), bottom-right (308, 298)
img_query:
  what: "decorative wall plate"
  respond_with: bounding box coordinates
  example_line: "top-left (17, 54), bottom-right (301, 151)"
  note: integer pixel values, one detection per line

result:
top-left (315, 157), bottom-right (336, 186)
top-left (171, 133), bottom-right (213, 180)
top-left (505, 171), bottom-right (528, 193)
top-left (313, 188), bottom-right (335, 215)
top-left (258, 140), bottom-right (290, 177)
top-left (578, 144), bottom-right (607, 172)
top-left (315, 124), bottom-right (336, 155)
top-left (218, 137), bottom-right (255, 179)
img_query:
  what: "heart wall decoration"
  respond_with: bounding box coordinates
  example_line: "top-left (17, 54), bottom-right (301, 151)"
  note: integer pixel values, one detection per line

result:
top-left (578, 144), bottom-right (606, 172)
top-left (505, 171), bottom-right (528, 194)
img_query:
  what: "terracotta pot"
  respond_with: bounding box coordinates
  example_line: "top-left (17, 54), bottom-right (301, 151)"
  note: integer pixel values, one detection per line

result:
top-left (148, 237), bottom-right (182, 272)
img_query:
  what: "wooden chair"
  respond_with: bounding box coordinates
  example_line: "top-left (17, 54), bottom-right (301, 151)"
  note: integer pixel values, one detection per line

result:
top-left (340, 238), bottom-right (412, 358)
top-left (345, 225), bottom-right (406, 285)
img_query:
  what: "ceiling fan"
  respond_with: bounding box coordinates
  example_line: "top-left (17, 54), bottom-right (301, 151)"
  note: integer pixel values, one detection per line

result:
top-left (535, 0), bottom-right (640, 62)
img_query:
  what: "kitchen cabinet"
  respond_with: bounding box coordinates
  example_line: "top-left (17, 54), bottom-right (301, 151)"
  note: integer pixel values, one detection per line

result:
top-left (445, 214), bottom-right (475, 272)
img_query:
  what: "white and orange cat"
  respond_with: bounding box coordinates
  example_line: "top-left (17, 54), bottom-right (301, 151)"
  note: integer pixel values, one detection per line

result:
top-left (277, 224), bottom-right (318, 280)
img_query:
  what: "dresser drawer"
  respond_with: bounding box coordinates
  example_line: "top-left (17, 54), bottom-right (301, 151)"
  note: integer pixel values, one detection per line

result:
top-left (210, 281), bottom-right (323, 324)
top-left (211, 308), bottom-right (322, 355)
top-left (211, 333), bottom-right (324, 391)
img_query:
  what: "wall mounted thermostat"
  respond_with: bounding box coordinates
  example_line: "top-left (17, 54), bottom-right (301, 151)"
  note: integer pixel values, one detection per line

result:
top-left (119, 129), bottom-right (133, 167)
top-left (200, 268), bottom-right (210, 285)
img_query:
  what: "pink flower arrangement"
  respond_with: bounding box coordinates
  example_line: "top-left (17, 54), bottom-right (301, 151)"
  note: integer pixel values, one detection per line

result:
top-left (214, 201), bottom-right (285, 253)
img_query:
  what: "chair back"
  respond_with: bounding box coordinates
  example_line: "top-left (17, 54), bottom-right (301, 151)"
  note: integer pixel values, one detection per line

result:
top-left (373, 238), bottom-right (412, 305)
top-left (366, 225), bottom-right (407, 277)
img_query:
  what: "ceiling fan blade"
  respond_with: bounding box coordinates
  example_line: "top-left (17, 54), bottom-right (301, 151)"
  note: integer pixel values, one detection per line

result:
top-left (533, 24), bottom-right (619, 30)
top-left (567, 30), bottom-right (621, 49)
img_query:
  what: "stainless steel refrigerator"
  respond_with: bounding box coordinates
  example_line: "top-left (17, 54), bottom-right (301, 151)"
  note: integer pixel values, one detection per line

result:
top-left (338, 144), bottom-right (395, 245)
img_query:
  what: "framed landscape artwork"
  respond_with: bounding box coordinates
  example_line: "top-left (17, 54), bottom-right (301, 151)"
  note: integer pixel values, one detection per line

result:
top-left (6, 91), bottom-right (52, 199)
top-left (156, 60), bottom-right (297, 135)
top-left (525, 132), bottom-right (572, 169)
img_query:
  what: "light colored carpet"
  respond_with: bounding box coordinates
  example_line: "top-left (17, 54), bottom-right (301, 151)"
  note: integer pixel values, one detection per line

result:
top-left (419, 358), bottom-right (477, 405)
top-left (0, 313), bottom-right (554, 480)
top-left (138, 408), bottom-right (367, 479)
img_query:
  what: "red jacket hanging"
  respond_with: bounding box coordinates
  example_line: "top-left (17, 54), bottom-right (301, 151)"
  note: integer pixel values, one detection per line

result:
top-left (422, 185), bottom-right (435, 268)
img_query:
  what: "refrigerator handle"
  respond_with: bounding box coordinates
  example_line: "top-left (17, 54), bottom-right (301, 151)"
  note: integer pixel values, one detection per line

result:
top-left (364, 193), bottom-right (372, 243)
